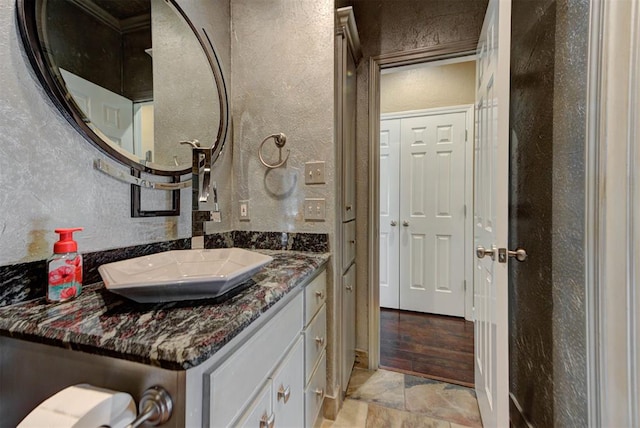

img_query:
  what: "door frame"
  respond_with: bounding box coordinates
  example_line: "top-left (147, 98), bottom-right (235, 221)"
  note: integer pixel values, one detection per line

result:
top-left (586, 0), bottom-right (640, 425)
top-left (380, 105), bottom-right (475, 318)
top-left (367, 40), bottom-right (478, 369)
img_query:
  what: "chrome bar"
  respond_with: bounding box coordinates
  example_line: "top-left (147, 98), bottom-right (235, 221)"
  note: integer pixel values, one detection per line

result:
top-left (94, 159), bottom-right (191, 190)
top-left (127, 386), bottom-right (173, 428)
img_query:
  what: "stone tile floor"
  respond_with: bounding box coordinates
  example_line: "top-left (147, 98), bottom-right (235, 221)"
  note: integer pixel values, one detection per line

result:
top-left (321, 368), bottom-right (482, 428)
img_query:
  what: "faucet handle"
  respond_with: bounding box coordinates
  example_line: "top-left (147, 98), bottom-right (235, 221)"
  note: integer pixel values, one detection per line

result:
top-left (179, 139), bottom-right (200, 148)
top-left (199, 165), bottom-right (211, 203)
top-left (210, 182), bottom-right (221, 222)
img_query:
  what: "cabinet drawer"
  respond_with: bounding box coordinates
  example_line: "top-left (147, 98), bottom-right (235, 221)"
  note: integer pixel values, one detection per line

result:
top-left (303, 304), bottom-right (326, 385)
top-left (234, 380), bottom-right (272, 428)
top-left (304, 270), bottom-right (326, 325)
top-left (342, 221), bottom-right (356, 272)
top-left (209, 292), bottom-right (303, 427)
top-left (304, 351), bottom-right (326, 428)
top-left (272, 337), bottom-right (304, 428)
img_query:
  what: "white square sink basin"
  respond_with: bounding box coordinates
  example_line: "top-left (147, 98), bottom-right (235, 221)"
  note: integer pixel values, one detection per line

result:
top-left (97, 248), bottom-right (273, 303)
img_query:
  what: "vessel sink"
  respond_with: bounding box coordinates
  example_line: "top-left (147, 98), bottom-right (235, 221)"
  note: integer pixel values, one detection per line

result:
top-left (98, 248), bottom-right (273, 303)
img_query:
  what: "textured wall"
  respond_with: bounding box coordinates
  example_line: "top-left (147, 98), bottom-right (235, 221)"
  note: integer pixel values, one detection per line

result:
top-left (380, 60), bottom-right (475, 113)
top-left (549, 0), bottom-right (588, 425)
top-left (348, 0), bottom-right (488, 352)
top-left (509, 0), bottom-right (588, 425)
top-left (230, 0), bottom-right (337, 403)
top-left (0, 0), bottom-right (231, 267)
top-left (230, 0), bottom-right (335, 235)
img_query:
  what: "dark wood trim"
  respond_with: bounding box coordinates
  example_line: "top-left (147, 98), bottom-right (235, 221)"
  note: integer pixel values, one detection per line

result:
top-left (373, 40), bottom-right (478, 68)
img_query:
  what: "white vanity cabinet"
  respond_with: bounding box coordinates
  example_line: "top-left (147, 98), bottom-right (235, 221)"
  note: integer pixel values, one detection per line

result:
top-left (0, 268), bottom-right (328, 428)
top-left (193, 268), bottom-right (328, 428)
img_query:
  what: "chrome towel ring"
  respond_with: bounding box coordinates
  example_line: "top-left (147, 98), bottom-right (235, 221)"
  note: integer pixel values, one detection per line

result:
top-left (259, 133), bottom-right (289, 168)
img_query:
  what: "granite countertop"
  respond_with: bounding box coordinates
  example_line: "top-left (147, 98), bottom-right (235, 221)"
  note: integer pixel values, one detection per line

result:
top-left (0, 250), bottom-right (329, 370)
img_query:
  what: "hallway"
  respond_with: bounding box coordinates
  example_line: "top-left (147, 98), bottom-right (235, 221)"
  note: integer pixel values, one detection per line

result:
top-left (322, 368), bottom-right (481, 427)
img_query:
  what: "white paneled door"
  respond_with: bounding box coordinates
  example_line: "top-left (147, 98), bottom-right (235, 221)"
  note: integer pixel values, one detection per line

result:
top-left (380, 108), bottom-right (469, 317)
top-left (379, 119), bottom-right (401, 309)
top-left (474, 0), bottom-right (510, 426)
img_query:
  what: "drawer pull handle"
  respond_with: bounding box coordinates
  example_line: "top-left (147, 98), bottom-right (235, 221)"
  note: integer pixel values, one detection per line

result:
top-left (277, 384), bottom-right (291, 404)
top-left (349, 239), bottom-right (356, 244)
top-left (346, 205), bottom-right (352, 211)
top-left (315, 388), bottom-right (324, 399)
top-left (315, 336), bottom-right (325, 346)
top-left (315, 291), bottom-right (324, 299)
top-left (260, 412), bottom-right (275, 428)
top-left (345, 285), bottom-right (353, 291)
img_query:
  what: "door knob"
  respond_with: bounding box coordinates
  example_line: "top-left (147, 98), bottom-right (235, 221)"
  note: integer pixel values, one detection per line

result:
top-left (476, 245), bottom-right (495, 260)
top-left (390, 220), bottom-right (397, 226)
top-left (402, 220), bottom-right (409, 227)
top-left (498, 248), bottom-right (527, 263)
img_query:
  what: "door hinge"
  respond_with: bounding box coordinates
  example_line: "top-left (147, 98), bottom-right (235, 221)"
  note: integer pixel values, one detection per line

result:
top-left (464, 204), bottom-right (467, 217)
top-left (465, 129), bottom-right (468, 142)
top-left (464, 279), bottom-right (467, 292)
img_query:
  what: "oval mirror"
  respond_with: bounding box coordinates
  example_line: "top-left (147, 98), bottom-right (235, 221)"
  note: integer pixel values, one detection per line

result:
top-left (16, 0), bottom-right (229, 176)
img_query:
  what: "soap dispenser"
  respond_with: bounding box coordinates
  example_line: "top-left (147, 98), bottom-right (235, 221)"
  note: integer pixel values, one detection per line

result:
top-left (47, 228), bottom-right (83, 303)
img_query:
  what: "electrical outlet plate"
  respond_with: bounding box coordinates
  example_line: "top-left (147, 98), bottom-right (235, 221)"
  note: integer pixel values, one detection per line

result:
top-left (305, 161), bottom-right (326, 184)
top-left (239, 200), bottom-right (250, 221)
top-left (304, 198), bottom-right (326, 221)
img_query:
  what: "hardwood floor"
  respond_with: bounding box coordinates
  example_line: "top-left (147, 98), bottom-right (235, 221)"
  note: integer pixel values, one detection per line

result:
top-left (379, 308), bottom-right (475, 387)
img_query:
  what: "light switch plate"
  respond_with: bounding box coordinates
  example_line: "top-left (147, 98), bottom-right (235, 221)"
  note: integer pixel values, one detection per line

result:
top-left (239, 200), bottom-right (250, 221)
top-left (305, 161), bottom-right (326, 184)
top-left (304, 198), bottom-right (326, 221)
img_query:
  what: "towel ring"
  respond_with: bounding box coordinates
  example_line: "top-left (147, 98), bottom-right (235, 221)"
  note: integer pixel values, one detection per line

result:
top-left (259, 133), bottom-right (289, 168)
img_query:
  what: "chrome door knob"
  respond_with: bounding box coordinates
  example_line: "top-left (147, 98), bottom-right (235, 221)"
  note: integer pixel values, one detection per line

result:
top-left (508, 248), bottom-right (528, 262)
top-left (402, 221), bottom-right (409, 227)
top-left (476, 245), bottom-right (495, 260)
top-left (390, 220), bottom-right (397, 226)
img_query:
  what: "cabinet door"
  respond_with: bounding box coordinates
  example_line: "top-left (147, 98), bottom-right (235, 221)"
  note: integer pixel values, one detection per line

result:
top-left (342, 44), bottom-right (357, 222)
top-left (304, 304), bottom-right (327, 385)
top-left (342, 220), bottom-right (356, 273)
top-left (304, 351), bottom-right (327, 428)
top-left (234, 381), bottom-right (273, 428)
top-left (271, 338), bottom-right (304, 428)
top-left (341, 263), bottom-right (356, 390)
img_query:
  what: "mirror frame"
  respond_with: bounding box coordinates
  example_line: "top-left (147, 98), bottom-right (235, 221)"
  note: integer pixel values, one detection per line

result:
top-left (15, 0), bottom-right (229, 177)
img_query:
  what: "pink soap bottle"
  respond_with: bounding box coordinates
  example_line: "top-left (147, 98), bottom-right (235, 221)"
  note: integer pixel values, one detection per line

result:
top-left (47, 228), bottom-right (83, 303)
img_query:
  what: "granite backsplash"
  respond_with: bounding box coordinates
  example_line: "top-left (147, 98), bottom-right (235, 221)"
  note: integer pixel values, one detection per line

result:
top-left (0, 231), bottom-right (328, 307)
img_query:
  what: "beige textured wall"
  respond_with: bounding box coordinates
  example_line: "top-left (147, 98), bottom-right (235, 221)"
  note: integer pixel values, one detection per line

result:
top-left (348, 0), bottom-right (488, 355)
top-left (380, 61), bottom-right (475, 113)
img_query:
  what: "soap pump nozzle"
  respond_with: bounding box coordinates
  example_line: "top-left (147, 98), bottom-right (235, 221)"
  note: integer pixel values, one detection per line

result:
top-left (53, 227), bottom-right (83, 254)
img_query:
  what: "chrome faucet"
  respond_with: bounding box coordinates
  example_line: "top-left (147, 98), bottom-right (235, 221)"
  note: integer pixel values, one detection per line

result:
top-left (180, 140), bottom-right (221, 249)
